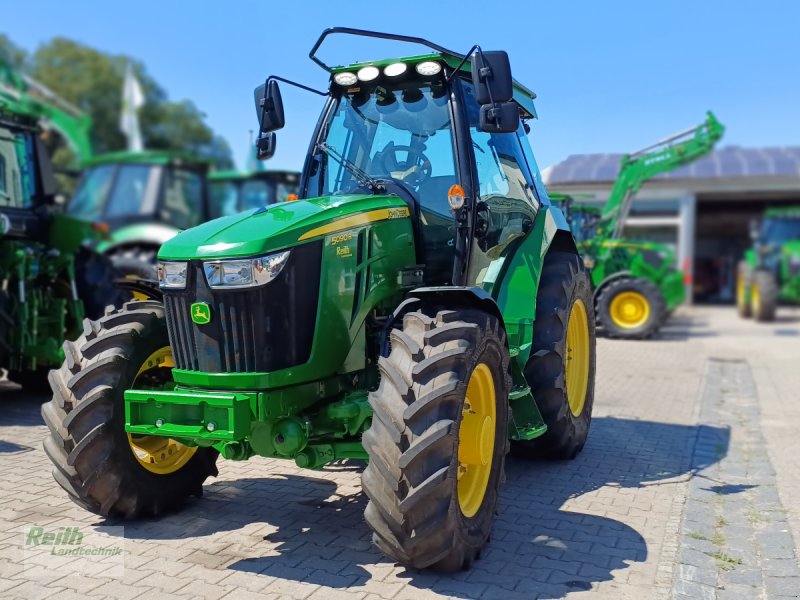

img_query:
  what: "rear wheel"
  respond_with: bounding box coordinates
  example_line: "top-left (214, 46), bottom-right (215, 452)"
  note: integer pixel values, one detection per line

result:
top-left (596, 277), bottom-right (665, 339)
top-left (41, 301), bottom-right (218, 518)
top-left (752, 270), bottom-right (778, 322)
top-left (362, 307), bottom-right (510, 571)
top-left (513, 252), bottom-right (595, 459)
top-left (736, 261), bottom-right (753, 318)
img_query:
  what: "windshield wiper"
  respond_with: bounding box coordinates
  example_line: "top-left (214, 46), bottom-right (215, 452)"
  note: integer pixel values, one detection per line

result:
top-left (315, 142), bottom-right (385, 193)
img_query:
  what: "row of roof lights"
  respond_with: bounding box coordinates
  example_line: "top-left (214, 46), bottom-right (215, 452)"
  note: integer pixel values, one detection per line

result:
top-left (333, 61), bottom-right (442, 86)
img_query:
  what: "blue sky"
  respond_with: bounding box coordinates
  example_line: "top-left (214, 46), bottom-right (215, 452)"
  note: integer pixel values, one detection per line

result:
top-left (6, 1), bottom-right (799, 172)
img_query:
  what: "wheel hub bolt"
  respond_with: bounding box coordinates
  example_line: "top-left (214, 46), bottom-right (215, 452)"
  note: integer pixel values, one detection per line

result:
top-left (155, 418), bottom-right (164, 428)
top-left (207, 422), bottom-right (216, 432)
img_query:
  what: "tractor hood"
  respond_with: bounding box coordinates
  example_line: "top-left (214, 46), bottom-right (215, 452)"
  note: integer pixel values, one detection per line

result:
top-left (783, 240), bottom-right (800, 257)
top-left (158, 194), bottom-right (410, 260)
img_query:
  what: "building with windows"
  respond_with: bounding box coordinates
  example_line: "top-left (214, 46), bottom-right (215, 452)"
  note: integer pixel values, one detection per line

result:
top-left (543, 147), bottom-right (800, 303)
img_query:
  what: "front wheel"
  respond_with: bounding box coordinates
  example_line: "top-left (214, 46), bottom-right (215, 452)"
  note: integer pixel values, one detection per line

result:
top-left (41, 301), bottom-right (218, 518)
top-left (752, 270), bottom-right (778, 322)
top-left (596, 277), bottom-right (666, 340)
top-left (362, 307), bottom-right (510, 571)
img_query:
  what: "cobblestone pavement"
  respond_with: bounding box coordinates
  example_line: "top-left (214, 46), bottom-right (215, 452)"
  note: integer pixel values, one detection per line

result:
top-left (0, 306), bottom-right (798, 600)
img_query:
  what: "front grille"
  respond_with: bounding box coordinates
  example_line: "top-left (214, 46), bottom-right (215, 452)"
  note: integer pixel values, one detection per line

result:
top-left (164, 241), bottom-right (322, 373)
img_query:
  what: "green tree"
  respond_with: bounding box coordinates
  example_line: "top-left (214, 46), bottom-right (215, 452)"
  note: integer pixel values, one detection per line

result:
top-left (0, 33), bottom-right (27, 70)
top-left (29, 37), bottom-right (232, 168)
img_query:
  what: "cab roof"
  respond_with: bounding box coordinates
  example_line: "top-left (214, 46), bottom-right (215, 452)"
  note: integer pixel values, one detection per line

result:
top-left (82, 150), bottom-right (209, 170)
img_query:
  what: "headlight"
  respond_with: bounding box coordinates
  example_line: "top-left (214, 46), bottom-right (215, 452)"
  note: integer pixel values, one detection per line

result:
top-left (415, 61), bottom-right (442, 76)
top-left (203, 250), bottom-right (291, 289)
top-left (157, 261), bottom-right (188, 289)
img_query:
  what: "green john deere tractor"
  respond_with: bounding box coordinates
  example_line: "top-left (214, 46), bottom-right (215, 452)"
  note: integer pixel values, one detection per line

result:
top-left (66, 150), bottom-right (210, 279)
top-left (43, 28), bottom-right (595, 570)
top-left (552, 112), bottom-right (724, 339)
top-left (737, 206), bottom-right (800, 321)
top-left (208, 169), bottom-right (300, 215)
top-left (0, 108), bottom-right (122, 389)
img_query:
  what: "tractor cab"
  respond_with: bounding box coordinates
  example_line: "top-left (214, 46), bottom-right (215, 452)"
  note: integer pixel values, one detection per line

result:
top-left (255, 29), bottom-right (554, 289)
top-left (755, 210), bottom-right (800, 248)
top-left (208, 169), bottom-right (300, 218)
top-left (68, 151), bottom-right (209, 233)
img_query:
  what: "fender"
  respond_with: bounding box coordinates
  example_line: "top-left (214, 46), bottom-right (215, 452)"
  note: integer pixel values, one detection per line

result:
top-left (379, 286), bottom-right (505, 357)
top-left (96, 223), bottom-right (181, 256)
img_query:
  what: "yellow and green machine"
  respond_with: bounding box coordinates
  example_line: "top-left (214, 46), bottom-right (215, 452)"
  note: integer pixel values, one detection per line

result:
top-left (737, 206), bottom-right (800, 321)
top-left (0, 104), bottom-right (121, 388)
top-left (66, 150), bottom-right (211, 279)
top-left (553, 112), bottom-right (724, 339)
top-left (44, 28), bottom-right (596, 571)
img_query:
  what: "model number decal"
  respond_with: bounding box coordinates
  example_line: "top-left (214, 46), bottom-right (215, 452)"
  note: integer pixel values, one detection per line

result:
top-left (331, 232), bottom-right (354, 245)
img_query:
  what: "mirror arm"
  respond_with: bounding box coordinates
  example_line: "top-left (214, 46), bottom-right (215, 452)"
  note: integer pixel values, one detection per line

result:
top-left (445, 44), bottom-right (480, 82)
top-left (257, 75), bottom-right (328, 136)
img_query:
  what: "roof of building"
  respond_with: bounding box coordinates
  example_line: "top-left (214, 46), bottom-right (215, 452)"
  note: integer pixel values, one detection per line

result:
top-left (543, 146), bottom-right (800, 185)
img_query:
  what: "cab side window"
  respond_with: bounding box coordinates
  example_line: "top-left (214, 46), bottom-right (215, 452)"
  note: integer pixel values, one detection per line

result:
top-left (461, 80), bottom-right (537, 285)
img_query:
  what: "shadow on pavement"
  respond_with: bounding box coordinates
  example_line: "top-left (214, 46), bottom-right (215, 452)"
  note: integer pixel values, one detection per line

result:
top-left (0, 381), bottom-right (49, 426)
top-left (105, 416), bottom-right (730, 598)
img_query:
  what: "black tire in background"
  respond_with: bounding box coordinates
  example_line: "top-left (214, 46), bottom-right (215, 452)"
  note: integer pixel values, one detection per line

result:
top-left (513, 252), bottom-right (596, 459)
top-left (595, 277), bottom-right (665, 340)
top-left (736, 261), bottom-right (753, 319)
top-left (362, 307), bottom-right (511, 571)
top-left (41, 301), bottom-right (218, 518)
top-left (752, 269), bottom-right (779, 322)
top-left (74, 248), bottom-right (127, 320)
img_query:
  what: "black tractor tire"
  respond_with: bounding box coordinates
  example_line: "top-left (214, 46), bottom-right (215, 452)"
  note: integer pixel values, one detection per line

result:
top-left (752, 269), bottom-right (779, 322)
top-left (513, 252), bottom-right (596, 459)
top-left (736, 261), bottom-right (753, 318)
top-left (595, 277), bottom-right (666, 340)
top-left (74, 248), bottom-right (127, 320)
top-left (41, 300), bottom-right (218, 518)
top-left (362, 307), bottom-right (511, 571)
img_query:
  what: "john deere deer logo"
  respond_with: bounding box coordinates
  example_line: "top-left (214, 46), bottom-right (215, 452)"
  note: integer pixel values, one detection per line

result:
top-left (190, 302), bottom-right (212, 325)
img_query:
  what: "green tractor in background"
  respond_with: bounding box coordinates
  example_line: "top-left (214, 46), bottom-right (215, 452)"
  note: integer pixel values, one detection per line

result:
top-left (208, 169), bottom-right (300, 216)
top-left (0, 108), bottom-right (122, 388)
top-left (552, 112), bottom-right (724, 339)
top-left (66, 150), bottom-right (210, 279)
top-left (737, 206), bottom-right (800, 321)
top-left (43, 28), bottom-right (596, 571)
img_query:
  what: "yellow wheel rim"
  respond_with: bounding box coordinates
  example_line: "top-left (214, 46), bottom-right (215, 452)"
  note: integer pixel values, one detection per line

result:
top-left (752, 284), bottom-right (761, 315)
top-left (457, 363), bottom-right (496, 518)
top-left (609, 291), bottom-right (651, 329)
top-left (125, 274), bottom-right (149, 301)
top-left (736, 273), bottom-right (746, 308)
top-left (127, 347), bottom-right (197, 475)
top-left (565, 299), bottom-right (590, 417)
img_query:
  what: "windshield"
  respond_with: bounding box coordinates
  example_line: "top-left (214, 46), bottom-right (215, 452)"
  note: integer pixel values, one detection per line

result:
top-left (309, 77), bottom-right (457, 213)
top-left (160, 168), bottom-right (204, 229)
top-left (761, 217), bottom-right (800, 244)
top-left (0, 126), bottom-right (36, 209)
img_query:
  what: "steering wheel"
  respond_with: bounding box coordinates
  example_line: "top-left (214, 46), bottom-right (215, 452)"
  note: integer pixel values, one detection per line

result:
top-left (380, 143), bottom-right (432, 187)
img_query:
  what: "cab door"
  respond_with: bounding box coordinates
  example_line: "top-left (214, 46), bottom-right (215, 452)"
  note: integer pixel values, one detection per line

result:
top-left (459, 80), bottom-right (540, 288)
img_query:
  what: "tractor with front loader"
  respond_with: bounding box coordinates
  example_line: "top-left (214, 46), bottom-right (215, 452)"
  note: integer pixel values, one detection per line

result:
top-left (43, 28), bottom-right (596, 571)
top-left (0, 107), bottom-right (121, 389)
top-left (552, 112), bottom-right (724, 339)
top-left (737, 206), bottom-right (800, 321)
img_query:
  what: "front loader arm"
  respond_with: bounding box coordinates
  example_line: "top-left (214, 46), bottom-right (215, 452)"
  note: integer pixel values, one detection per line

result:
top-left (598, 111), bottom-right (724, 241)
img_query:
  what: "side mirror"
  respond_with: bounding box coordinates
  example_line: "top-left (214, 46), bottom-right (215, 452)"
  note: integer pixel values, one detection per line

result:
top-left (479, 103), bottom-right (519, 134)
top-left (471, 51), bottom-right (519, 134)
top-left (255, 132), bottom-right (277, 161)
top-left (254, 79), bottom-right (285, 133)
top-left (471, 51), bottom-right (513, 104)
